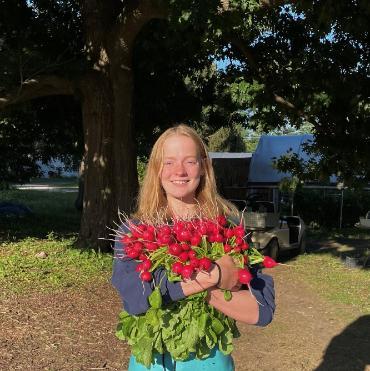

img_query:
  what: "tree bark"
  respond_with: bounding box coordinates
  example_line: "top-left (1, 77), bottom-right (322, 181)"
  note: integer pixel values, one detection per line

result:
top-left (77, 72), bottom-right (117, 250)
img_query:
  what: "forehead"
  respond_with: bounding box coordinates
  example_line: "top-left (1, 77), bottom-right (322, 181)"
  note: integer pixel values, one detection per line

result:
top-left (162, 134), bottom-right (199, 157)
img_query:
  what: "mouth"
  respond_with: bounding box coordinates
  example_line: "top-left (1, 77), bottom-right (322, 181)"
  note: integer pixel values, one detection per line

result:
top-left (171, 180), bottom-right (190, 184)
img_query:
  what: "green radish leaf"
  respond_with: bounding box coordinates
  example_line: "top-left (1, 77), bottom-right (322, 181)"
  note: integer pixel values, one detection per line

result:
top-left (223, 290), bottom-right (232, 301)
top-left (211, 317), bottom-right (225, 335)
top-left (132, 336), bottom-right (153, 368)
top-left (146, 308), bottom-right (159, 326)
top-left (198, 312), bottom-right (208, 336)
top-left (218, 332), bottom-right (234, 354)
top-left (154, 331), bottom-right (164, 354)
top-left (148, 287), bottom-right (162, 309)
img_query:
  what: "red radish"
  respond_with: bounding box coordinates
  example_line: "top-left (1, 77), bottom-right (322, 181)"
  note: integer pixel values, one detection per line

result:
top-left (135, 263), bottom-right (144, 272)
top-left (179, 251), bottom-right (189, 262)
top-left (238, 268), bottom-right (252, 284)
top-left (142, 230), bottom-right (155, 241)
top-left (241, 242), bottom-right (249, 250)
top-left (160, 225), bottom-right (171, 235)
top-left (190, 234), bottom-right (201, 246)
top-left (127, 249), bottom-right (140, 259)
top-left (180, 243), bottom-right (190, 251)
top-left (142, 259), bottom-right (152, 270)
top-left (235, 236), bottom-right (243, 245)
top-left (217, 215), bottom-right (227, 226)
top-left (233, 247), bottom-right (241, 253)
top-left (173, 221), bottom-right (185, 235)
top-left (188, 250), bottom-right (197, 259)
top-left (139, 253), bottom-right (148, 261)
top-left (140, 271), bottom-right (152, 281)
top-left (169, 243), bottom-right (183, 256)
top-left (208, 235), bottom-right (216, 243)
top-left (189, 258), bottom-right (200, 269)
top-left (181, 265), bottom-right (194, 279)
top-left (199, 257), bottom-right (212, 271)
top-left (198, 224), bottom-right (208, 235)
top-left (172, 262), bottom-right (183, 274)
top-left (178, 229), bottom-right (191, 242)
top-left (263, 256), bottom-right (278, 268)
top-left (234, 226), bottom-right (245, 238)
top-left (158, 234), bottom-right (172, 245)
top-left (133, 242), bottom-right (143, 251)
top-left (214, 233), bottom-right (224, 243)
top-left (121, 235), bottom-right (133, 244)
top-left (224, 229), bottom-right (234, 239)
top-left (144, 242), bottom-right (158, 251)
top-left (146, 225), bottom-right (156, 234)
top-left (137, 224), bottom-right (147, 233)
top-left (223, 244), bottom-right (232, 253)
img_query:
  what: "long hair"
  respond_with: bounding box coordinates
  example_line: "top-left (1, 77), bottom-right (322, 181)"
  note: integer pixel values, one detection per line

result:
top-left (134, 124), bottom-right (238, 222)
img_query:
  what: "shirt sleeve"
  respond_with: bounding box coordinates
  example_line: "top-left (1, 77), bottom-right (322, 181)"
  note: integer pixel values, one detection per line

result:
top-left (111, 223), bottom-right (186, 316)
top-left (249, 269), bottom-right (275, 327)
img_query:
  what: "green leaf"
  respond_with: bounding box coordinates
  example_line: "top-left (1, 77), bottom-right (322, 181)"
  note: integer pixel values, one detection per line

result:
top-left (198, 312), bottom-right (208, 336)
top-left (132, 336), bottom-right (153, 368)
top-left (211, 317), bottom-right (225, 335)
top-left (223, 289), bottom-right (232, 301)
top-left (218, 331), bottom-right (234, 355)
top-left (146, 308), bottom-right (159, 327)
top-left (148, 287), bottom-right (162, 309)
top-left (205, 327), bottom-right (217, 348)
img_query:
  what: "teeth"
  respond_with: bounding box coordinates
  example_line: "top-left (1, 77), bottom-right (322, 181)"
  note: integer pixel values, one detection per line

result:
top-left (172, 180), bottom-right (189, 184)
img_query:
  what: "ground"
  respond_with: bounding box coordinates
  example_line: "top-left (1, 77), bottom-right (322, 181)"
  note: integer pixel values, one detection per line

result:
top-left (1, 241), bottom-right (369, 371)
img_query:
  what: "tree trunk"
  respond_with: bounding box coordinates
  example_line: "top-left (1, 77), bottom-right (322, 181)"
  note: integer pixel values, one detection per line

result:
top-left (111, 56), bottom-right (139, 215)
top-left (77, 64), bottom-right (138, 251)
top-left (78, 72), bottom-right (117, 250)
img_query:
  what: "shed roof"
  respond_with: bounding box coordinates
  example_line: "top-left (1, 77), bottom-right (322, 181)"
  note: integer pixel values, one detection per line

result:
top-left (248, 134), bottom-right (314, 184)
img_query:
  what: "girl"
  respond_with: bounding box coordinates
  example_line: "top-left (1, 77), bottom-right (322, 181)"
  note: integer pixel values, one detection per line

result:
top-left (112, 124), bottom-right (275, 370)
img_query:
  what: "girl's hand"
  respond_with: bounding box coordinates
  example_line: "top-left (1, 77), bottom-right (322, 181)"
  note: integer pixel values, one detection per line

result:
top-left (230, 282), bottom-right (242, 292)
top-left (214, 255), bottom-right (239, 290)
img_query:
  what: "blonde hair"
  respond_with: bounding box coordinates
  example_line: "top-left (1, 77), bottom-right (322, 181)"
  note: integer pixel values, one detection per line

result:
top-left (134, 124), bottom-right (238, 221)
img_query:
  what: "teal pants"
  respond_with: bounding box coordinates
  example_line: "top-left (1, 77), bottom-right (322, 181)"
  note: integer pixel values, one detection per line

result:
top-left (128, 348), bottom-right (234, 371)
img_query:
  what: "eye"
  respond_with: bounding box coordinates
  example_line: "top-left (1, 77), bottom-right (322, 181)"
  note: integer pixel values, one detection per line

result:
top-left (164, 161), bottom-right (173, 166)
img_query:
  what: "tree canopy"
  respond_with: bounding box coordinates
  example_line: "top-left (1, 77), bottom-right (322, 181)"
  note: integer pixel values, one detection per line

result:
top-left (1, 0), bottom-right (369, 248)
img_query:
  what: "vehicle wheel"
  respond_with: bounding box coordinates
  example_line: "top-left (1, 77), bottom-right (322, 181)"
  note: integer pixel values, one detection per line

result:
top-left (265, 238), bottom-right (279, 261)
top-left (298, 232), bottom-right (306, 254)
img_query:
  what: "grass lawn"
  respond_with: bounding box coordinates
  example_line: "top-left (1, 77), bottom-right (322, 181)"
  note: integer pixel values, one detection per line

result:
top-left (0, 188), bottom-right (112, 296)
top-left (290, 252), bottom-right (370, 314)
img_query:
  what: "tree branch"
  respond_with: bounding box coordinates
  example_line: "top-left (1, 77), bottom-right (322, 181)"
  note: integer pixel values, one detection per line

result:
top-left (0, 75), bottom-right (74, 110)
top-left (229, 36), bottom-right (306, 117)
top-left (112, 0), bottom-right (167, 54)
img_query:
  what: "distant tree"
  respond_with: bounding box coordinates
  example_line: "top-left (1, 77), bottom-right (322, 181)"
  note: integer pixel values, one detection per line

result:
top-left (0, 96), bottom-right (82, 184)
top-left (208, 124), bottom-right (246, 152)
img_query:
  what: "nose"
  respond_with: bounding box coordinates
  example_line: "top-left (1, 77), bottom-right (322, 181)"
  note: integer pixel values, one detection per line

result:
top-left (174, 161), bottom-right (187, 176)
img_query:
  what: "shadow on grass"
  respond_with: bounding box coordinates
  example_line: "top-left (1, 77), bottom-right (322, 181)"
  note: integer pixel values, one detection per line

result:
top-left (0, 190), bottom-right (81, 242)
top-left (277, 227), bottom-right (370, 270)
top-left (315, 315), bottom-right (370, 371)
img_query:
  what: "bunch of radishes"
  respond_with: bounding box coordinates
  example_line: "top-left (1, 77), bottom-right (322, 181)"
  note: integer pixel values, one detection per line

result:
top-left (119, 216), bottom-right (277, 286)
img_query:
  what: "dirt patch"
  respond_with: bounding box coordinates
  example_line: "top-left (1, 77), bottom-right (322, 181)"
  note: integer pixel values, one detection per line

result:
top-left (1, 265), bottom-right (369, 370)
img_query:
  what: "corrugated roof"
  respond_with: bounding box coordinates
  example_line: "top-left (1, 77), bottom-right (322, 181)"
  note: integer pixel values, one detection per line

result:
top-left (248, 134), bottom-right (314, 183)
top-left (208, 152), bottom-right (253, 159)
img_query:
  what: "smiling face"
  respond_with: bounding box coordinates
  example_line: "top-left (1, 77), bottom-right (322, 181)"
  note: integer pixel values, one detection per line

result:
top-left (160, 134), bottom-right (203, 206)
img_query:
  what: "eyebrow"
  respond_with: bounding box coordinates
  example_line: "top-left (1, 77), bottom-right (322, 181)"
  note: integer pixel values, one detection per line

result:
top-left (163, 156), bottom-right (198, 160)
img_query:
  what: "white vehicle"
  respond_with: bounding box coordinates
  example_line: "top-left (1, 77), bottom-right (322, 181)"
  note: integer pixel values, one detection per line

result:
top-left (230, 198), bottom-right (306, 260)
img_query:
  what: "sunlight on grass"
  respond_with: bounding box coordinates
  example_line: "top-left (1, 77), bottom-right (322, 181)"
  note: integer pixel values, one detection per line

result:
top-left (290, 253), bottom-right (370, 314)
top-left (0, 235), bottom-right (112, 295)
